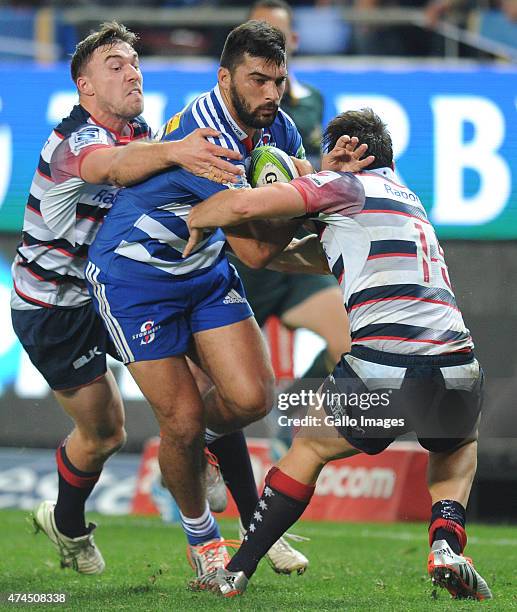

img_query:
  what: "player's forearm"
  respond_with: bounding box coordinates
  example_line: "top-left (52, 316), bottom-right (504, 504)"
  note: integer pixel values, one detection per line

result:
top-left (266, 235), bottom-right (330, 275)
top-left (189, 184), bottom-right (306, 231)
top-left (188, 190), bottom-right (250, 230)
top-left (106, 140), bottom-right (183, 186)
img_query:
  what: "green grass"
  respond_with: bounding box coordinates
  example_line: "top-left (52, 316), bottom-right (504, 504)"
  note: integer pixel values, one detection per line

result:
top-left (0, 509), bottom-right (516, 611)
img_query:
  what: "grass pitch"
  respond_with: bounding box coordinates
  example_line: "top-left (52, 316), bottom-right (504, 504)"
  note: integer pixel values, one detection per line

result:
top-left (0, 509), bottom-right (516, 611)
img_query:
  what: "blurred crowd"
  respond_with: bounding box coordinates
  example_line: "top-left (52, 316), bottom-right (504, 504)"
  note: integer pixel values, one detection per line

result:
top-left (1, 0), bottom-right (516, 58)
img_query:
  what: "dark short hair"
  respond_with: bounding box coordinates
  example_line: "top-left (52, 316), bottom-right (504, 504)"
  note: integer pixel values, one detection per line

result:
top-left (323, 108), bottom-right (393, 170)
top-left (70, 21), bottom-right (138, 83)
top-left (220, 20), bottom-right (286, 73)
top-left (249, 0), bottom-right (293, 26)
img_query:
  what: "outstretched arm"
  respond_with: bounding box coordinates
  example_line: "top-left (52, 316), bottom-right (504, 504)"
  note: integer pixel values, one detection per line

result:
top-left (191, 182), bottom-right (306, 228)
top-left (183, 136), bottom-right (371, 261)
top-left (184, 169), bottom-right (365, 259)
top-left (80, 128), bottom-right (243, 187)
top-left (184, 181), bottom-right (306, 258)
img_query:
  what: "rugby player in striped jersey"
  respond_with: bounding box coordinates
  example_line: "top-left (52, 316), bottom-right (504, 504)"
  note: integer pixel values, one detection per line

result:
top-left (185, 109), bottom-right (492, 601)
top-left (11, 21), bottom-right (243, 575)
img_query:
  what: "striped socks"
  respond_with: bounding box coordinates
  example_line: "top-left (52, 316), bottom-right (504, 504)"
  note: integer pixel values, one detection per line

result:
top-left (204, 428), bottom-right (225, 445)
top-left (180, 500), bottom-right (221, 545)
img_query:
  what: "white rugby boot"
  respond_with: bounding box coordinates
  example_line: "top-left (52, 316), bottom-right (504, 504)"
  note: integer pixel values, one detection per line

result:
top-left (186, 537), bottom-right (239, 578)
top-left (428, 539), bottom-right (492, 600)
top-left (33, 500), bottom-right (105, 574)
top-left (238, 519), bottom-right (309, 575)
top-left (189, 567), bottom-right (249, 597)
top-left (204, 449), bottom-right (228, 513)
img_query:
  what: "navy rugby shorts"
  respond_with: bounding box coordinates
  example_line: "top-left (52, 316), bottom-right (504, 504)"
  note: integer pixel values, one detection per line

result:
top-left (321, 345), bottom-right (483, 455)
top-left (11, 302), bottom-right (119, 391)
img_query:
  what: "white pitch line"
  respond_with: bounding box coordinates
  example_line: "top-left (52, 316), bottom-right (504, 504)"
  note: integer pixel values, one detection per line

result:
top-left (359, 528), bottom-right (517, 547)
top-left (89, 517), bottom-right (517, 548)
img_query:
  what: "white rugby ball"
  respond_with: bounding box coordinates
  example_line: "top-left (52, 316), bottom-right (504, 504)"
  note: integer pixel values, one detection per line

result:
top-left (248, 145), bottom-right (299, 187)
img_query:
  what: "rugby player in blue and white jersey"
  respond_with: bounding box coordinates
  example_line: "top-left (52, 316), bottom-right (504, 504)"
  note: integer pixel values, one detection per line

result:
top-left (185, 109), bottom-right (492, 601)
top-left (10, 21), bottom-right (243, 575)
top-left (86, 21), bottom-right (310, 578)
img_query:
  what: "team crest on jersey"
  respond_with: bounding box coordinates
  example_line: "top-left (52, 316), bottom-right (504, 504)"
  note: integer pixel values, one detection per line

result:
top-left (132, 320), bottom-right (161, 345)
top-left (69, 126), bottom-right (109, 156)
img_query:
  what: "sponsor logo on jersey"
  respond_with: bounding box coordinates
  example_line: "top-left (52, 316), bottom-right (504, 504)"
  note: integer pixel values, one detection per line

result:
top-left (307, 171), bottom-right (339, 188)
top-left (91, 188), bottom-right (119, 204)
top-left (164, 112), bottom-right (182, 135)
top-left (132, 320), bottom-right (161, 345)
top-left (72, 346), bottom-right (102, 370)
top-left (69, 126), bottom-right (110, 156)
top-left (383, 183), bottom-right (421, 203)
top-left (223, 289), bottom-right (247, 305)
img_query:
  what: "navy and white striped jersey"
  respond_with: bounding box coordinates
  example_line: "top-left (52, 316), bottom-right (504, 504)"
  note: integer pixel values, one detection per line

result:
top-left (11, 105), bottom-right (151, 309)
top-left (88, 85), bottom-right (304, 282)
top-left (292, 168), bottom-right (472, 355)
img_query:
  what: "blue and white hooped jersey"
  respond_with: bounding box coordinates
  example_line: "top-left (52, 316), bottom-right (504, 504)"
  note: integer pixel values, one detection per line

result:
top-left (297, 167), bottom-right (473, 355)
top-left (88, 85), bottom-right (304, 282)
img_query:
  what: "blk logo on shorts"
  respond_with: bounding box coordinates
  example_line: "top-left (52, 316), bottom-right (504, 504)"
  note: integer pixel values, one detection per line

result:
top-left (73, 346), bottom-right (102, 370)
top-left (132, 320), bottom-right (161, 345)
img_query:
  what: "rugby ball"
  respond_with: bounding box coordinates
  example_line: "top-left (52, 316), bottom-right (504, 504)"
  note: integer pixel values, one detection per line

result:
top-left (248, 146), bottom-right (299, 187)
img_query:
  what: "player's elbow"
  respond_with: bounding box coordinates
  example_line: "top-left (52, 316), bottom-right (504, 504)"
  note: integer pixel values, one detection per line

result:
top-left (106, 163), bottom-right (134, 187)
top-left (240, 255), bottom-right (267, 270)
top-left (104, 149), bottom-right (137, 187)
top-left (237, 244), bottom-right (278, 269)
top-left (235, 251), bottom-right (266, 269)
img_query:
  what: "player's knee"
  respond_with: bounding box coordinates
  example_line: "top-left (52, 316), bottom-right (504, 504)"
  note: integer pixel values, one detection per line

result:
top-left (292, 435), bottom-right (351, 465)
top-left (315, 442), bottom-right (335, 464)
top-left (326, 340), bottom-right (349, 365)
top-left (290, 436), bottom-right (329, 467)
top-left (103, 427), bottom-right (127, 456)
top-left (231, 377), bottom-right (275, 424)
top-left (83, 426), bottom-right (127, 461)
top-left (158, 405), bottom-right (204, 444)
top-left (160, 420), bottom-right (204, 451)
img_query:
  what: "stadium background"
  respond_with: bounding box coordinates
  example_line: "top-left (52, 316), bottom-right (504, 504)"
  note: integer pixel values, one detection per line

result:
top-left (0, 2), bottom-right (516, 535)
